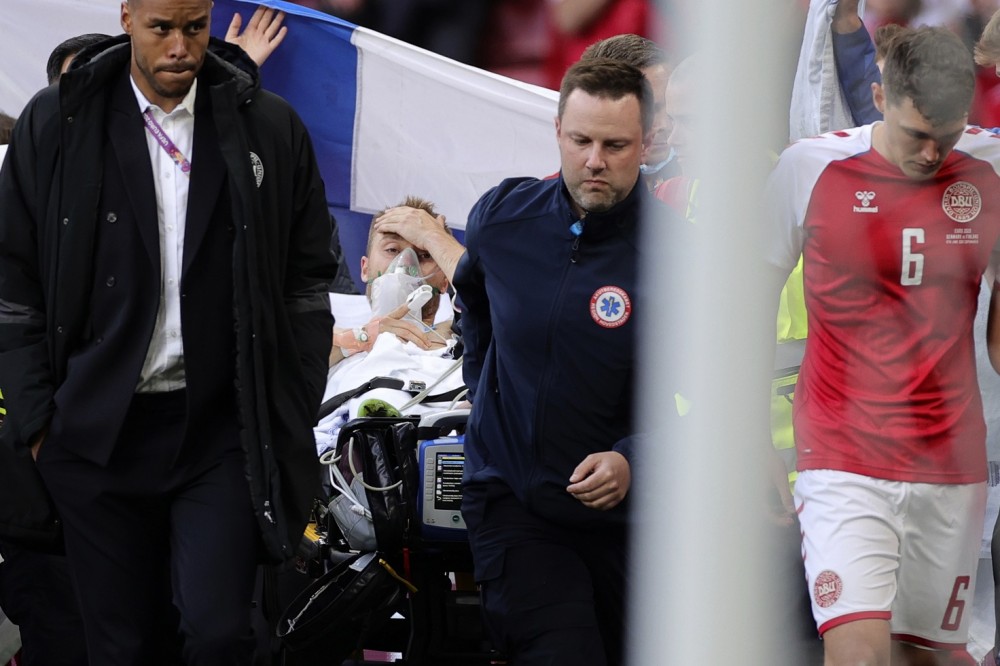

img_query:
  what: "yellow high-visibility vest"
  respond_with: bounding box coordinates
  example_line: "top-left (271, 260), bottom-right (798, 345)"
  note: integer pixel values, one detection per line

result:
top-left (777, 256), bottom-right (807, 342)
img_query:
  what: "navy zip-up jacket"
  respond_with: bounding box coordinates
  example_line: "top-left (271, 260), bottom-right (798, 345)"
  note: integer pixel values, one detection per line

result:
top-left (454, 174), bottom-right (660, 528)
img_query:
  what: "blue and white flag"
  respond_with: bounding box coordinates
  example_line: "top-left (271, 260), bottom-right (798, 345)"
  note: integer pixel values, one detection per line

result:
top-left (0, 0), bottom-right (559, 280)
top-left (214, 0), bottom-right (559, 278)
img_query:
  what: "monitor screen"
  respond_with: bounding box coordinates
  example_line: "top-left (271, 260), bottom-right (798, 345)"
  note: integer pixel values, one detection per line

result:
top-left (434, 452), bottom-right (464, 511)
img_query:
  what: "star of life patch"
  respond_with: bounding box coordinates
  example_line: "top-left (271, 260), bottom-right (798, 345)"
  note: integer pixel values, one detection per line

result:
top-left (589, 286), bottom-right (631, 328)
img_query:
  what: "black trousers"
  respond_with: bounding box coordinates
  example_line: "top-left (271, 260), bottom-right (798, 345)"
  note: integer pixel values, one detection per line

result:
top-left (0, 542), bottom-right (88, 666)
top-left (466, 490), bottom-right (628, 666)
top-left (36, 391), bottom-right (258, 666)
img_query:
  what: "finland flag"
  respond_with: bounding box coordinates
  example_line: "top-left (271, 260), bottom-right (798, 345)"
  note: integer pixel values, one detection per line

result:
top-left (0, 0), bottom-right (560, 283)
top-left (213, 0), bottom-right (559, 282)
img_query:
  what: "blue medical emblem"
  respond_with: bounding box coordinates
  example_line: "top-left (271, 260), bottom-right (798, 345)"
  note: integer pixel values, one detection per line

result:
top-left (600, 297), bottom-right (622, 318)
top-left (589, 286), bottom-right (632, 328)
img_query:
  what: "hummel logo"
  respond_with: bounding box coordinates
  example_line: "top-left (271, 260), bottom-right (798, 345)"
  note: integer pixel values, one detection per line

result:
top-left (853, 190), bottom-right (878, 213)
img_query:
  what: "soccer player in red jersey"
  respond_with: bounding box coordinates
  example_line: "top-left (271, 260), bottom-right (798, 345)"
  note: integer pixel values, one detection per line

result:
top-left (765, 27), bottom-right (1000, 666)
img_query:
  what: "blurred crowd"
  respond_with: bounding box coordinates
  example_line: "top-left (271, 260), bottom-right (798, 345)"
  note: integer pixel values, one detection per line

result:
top-left (290, 0), bottom-right (1000, 125)
top-left (858, 0), bottom-right (1000, 125)
top-left (286, 0), bottom-right (670, 88)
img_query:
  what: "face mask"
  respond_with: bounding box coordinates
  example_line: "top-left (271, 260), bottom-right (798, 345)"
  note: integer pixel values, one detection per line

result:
top-left (369, 247), bottom-right (426, 317)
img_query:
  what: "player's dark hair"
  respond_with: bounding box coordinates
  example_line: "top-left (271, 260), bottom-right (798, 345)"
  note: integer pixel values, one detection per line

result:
top-left (882, 27), bottom-right (974, 124)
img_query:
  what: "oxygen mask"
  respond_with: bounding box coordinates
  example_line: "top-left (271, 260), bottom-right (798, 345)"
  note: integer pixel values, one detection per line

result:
top-left (369, 247), bottom-right (432, 317)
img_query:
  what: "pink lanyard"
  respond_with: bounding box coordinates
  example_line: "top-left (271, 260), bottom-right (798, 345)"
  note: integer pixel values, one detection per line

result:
top-left (142, 109), bottom-right (191, 176)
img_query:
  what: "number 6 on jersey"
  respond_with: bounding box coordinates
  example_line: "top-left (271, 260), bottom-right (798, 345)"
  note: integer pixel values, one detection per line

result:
top-left (901, 228), bottom-right (925, 286)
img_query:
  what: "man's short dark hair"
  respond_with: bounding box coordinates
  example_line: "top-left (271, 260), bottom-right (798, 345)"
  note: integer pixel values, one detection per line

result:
top-left (46, 34), bottom-right (110, 85)
top-left (881, 26), bottom-right (975, 125)
top-left (558, 59), bottom-right (653, 134)
top-left (580, 34), bottom-right (667, 71)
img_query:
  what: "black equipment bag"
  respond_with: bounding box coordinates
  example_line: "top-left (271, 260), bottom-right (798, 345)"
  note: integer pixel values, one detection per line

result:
top-left (276, 551), bottom-right (404, 665)
top-left (334, 417), bottom-right (420, 555)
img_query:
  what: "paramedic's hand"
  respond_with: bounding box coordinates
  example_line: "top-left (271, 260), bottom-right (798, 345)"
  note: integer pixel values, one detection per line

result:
top-left (225, 6), bottom-right (287, 67)
top-left (766, 447), bottom-right (795, 527)
top-left (567, 452), bottom-right (631, 510)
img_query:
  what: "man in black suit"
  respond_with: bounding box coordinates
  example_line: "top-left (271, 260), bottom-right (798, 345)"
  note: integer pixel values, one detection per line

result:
top-left (0, 0), bottom-right (335, 663)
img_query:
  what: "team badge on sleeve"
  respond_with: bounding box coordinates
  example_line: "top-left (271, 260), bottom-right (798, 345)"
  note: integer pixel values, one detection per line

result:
top-left (590, 286), bottom-right (632, 328)
top-left (942, 182), bottom-right (980, 223)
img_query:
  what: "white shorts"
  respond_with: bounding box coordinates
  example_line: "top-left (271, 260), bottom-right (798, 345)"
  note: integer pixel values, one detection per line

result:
top-left (795, 469), bottom-right (986, 648)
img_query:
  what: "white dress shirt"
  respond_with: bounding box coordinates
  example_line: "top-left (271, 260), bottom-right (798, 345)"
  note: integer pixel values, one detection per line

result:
top-left (131, 77), bottom-right (197, 393)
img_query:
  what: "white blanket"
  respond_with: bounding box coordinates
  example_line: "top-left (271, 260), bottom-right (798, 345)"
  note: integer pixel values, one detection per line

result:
top-left (313, 332), bottom-right (463, 455)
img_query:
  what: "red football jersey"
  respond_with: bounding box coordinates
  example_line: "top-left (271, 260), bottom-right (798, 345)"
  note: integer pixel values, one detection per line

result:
top-left (766, 125), bottom-right (1000, 483)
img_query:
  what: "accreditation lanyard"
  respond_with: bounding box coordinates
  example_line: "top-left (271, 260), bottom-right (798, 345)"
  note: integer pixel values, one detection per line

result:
top-left (142, 109), bottom-right (191, 177)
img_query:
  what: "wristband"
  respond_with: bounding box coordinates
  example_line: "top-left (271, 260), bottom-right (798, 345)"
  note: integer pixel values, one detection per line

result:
top-left (334, 327), bottom-right (366, 352)
top-left (363, 319), bottom-right (381, 351)
top-left (334, 324), bottom-right (378, 353)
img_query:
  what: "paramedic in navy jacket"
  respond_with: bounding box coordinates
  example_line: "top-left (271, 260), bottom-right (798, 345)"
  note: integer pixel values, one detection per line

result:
top-left (453, 59), bottom-right (659, 666)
